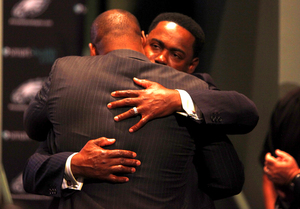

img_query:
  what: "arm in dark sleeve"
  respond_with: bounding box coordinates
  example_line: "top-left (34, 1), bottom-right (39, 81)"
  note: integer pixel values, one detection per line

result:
top-left (23, 140), bottom-right (74, 197)
top-left (183, 116), bottom-right (244, 200)
top-left (23, 60), bottom-right (57, 141)
top-left (187, 73), bottom-right (259, 134)
top-left (195, 132), bottom-right (244, 200)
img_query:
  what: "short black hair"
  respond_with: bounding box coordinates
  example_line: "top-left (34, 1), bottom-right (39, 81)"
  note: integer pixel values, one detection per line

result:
top-left (148, 12), bottom-right (205, 58)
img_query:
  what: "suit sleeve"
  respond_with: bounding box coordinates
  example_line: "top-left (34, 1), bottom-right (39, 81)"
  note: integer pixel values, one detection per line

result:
top-left (187, 73), bottom-right (259, 134)
top-left (23, 60), bottom-right (59, 141)
top-left (188, 122), bottom-right (245, 200)
top-left (197, 135), bottom-right (244, 200)
top-left (23, 140), bottom-right (75, 197)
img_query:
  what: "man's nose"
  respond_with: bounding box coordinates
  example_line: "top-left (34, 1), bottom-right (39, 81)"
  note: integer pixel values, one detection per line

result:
top-left (154, 52), bottom-right (167, 65)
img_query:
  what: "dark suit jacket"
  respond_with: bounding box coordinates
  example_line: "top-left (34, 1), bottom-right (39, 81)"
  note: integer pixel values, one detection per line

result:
top-left (25, 49), bottom-right (227, 208)
top-left (188, 73), bottom-right (258, 134)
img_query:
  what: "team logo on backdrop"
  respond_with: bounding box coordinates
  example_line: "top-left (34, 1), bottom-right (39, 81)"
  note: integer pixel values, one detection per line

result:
top-left (2, 130), bottom-right (31, 141)
top-left (8, 0), bottom-right (53, 27)
top-left (3, 46), bottom-right (57, 64)
top-left (8, 77), bottom-right (47, 112)
top-left (11, 0), bottom-right (52, 18)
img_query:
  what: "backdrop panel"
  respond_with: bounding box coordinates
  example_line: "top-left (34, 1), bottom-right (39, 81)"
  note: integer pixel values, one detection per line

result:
top-left (2, 0), bottom-right (86, 207)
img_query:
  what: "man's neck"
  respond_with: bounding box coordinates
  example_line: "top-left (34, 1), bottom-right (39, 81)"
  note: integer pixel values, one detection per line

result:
top-left (98, 38), bottom-right (145, 55)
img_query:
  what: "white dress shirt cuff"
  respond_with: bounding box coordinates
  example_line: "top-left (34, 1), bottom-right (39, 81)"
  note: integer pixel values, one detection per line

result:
top-left (62, 152), bottom-right (84, 190)
top-left (176, 89), bottom-right (200, 120)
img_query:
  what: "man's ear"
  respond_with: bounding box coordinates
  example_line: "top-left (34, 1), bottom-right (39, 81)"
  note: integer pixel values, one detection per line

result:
top-left (187, 57), bottom-right (199, 74)
top-left (89, 43), bottom-right (97, 56)
top-left (141, 31), bottom-right (147, 47)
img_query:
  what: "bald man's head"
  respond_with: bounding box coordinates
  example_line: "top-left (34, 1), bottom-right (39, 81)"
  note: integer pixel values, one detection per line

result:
top-left (90, 9), bottom-right (142, 55)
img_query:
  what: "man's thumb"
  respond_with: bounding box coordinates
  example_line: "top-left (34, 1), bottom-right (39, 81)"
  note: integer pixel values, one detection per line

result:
top-left (94, 137), bottom-right (116, 147)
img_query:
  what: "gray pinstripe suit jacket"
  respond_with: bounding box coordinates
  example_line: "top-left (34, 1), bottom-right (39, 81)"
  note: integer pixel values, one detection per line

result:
top-left (23, 49), bottom-right (243, 208)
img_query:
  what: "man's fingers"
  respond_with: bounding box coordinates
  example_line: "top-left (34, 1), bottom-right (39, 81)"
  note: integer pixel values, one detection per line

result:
top-left (93, 137), bottom-right (116, 147)
top-left (133, 77), bottom-right (154, 88)
top-left (114, 108), bottom-right (139, 122)
top-left (275, 149), bottom-right (290, 159)
top-left (111, 165), bottom-right (137, 174)
top-left (108, 98), bottom-right (138, 109)
top-left (129, 117), bottom-right (150, 133)
top-left (111, 90), bottom-right (140, 98)
top-left (92, 141), bottom-right (138, 159)
top-left (264, 165), bottom-right (270, 174)
top-left (107, 175), bottom-right (129, 183)
top-left (107, 149), bottom-right (138, 159)
top-left (106, 164), bottom-right (142, 183)
top-left (110, 157), bottom-right (141, 167)
top-left (265, 153), bottom-right (277, 163)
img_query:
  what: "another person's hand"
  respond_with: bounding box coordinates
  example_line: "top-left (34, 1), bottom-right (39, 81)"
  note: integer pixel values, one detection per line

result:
top-left (264, 149), bottom-right (300, 185)
top-left (107, 78), bottom-right (182, 132)
top-left (71, 137), bottom-right (141, 183)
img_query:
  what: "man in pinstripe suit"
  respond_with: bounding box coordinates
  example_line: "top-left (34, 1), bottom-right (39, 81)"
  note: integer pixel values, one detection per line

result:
top-left (23, 9), bottom-right (244, 208)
